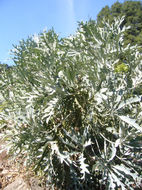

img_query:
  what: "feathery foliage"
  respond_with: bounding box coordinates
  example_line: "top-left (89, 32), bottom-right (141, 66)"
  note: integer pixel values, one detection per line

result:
top-left (0, 17), bottom-right (142, 189)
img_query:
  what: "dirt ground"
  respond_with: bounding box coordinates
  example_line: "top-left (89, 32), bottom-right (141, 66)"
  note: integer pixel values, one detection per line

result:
top-left (0, 141), bottom-right (46, 190)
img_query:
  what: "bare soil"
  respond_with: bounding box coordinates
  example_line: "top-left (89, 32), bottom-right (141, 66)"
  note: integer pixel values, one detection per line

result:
top-left (0, 141), bottom-right (45, 190)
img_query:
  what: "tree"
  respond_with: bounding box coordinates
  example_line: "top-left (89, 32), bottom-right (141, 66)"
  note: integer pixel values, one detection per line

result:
top-left (97, 1), bottom-right (142, 51)
top-left (0, 18), bottom-right (142, 189)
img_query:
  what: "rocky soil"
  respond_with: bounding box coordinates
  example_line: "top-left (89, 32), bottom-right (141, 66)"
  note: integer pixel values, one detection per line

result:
top-left (0, 142), bottom-right (45, 190)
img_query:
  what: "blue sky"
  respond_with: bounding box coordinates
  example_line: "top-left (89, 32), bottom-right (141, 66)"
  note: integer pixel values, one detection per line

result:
top-left (0, 0), bottom-right (125, 65)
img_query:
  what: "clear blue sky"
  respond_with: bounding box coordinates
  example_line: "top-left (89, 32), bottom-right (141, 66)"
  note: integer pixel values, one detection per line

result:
top-left (0, 0), bottom-right (125, 65)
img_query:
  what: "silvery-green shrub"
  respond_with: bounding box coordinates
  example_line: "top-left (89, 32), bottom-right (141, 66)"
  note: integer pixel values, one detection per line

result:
top-left (0, 17), bottom-right (142, 189)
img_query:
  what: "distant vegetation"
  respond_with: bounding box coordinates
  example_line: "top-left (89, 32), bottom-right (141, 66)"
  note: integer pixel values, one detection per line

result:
top-left (0, 1), bottom-right (142, 190)
top-left (97, 1), bottom-right (142, 52)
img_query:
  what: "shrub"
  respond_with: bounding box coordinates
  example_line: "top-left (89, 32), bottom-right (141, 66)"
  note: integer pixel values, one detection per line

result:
top-left (0, 17), bottom-right (142, 189)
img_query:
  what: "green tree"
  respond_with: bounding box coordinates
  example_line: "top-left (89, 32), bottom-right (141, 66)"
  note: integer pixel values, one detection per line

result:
top-left (97, 1), bottom-right (142, 51)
